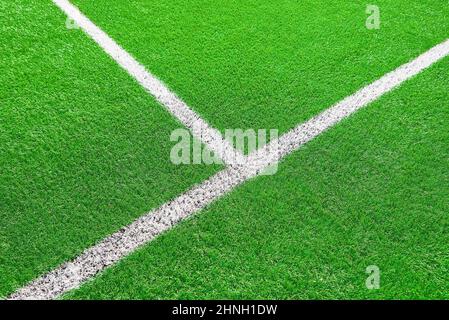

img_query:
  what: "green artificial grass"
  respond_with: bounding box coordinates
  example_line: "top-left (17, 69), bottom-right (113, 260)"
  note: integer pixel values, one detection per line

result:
top-left (72, 0), bottom-right (449, 141)
top-left (0, 1), bottom-right (220, 297)
top-left (66, 57), bottom-right (449, 299)
top-left (2, 0), bottom-right (448, 300)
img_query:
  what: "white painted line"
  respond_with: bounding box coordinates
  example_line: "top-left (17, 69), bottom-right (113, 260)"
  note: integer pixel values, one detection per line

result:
top-left (8, 166), bottom-right (257, 300)
top-left (249, 38), bottom-right (449, 167)
top-left (9, 38), bottom-right (449, 300)
top-left (53, 0), bottom-right (245, 165)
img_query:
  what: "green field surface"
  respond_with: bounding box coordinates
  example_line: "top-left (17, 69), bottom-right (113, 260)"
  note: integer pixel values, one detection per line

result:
top-left (0, 1), bottom-right (219, 297)
top-left (66, 57), bottom-right (449, 299)
top-left (72, 0), bottom-right (449, 137)
top-left (1, 0), bottom-right (448, 300)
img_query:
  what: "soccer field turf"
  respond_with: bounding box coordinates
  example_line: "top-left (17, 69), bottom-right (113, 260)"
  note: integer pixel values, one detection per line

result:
top-left (1, 0), bottom-right (448, 300)
top-left (66, 58), bottom-right (449, 299)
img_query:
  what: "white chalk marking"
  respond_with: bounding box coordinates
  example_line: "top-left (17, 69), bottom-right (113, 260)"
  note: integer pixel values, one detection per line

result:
top-left (9, 37), bottom-right (449, 300)
top-left (52, 0), bottom-right (244, 165)
top-left (249, 38), bottom-right (449, 167)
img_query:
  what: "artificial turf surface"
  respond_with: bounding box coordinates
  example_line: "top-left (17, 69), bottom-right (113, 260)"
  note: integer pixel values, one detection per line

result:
top-left (65, 57), bottom-right (449, 299)
top-left (72, 0), bottom-right (449, 140)
top-left (1, 0), bottom-right (448, 299)
top-left (0, 1), bottom-right (220, 297)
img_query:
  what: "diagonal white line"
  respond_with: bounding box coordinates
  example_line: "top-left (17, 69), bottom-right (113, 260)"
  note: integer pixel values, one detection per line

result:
top-left (9, 38), bottom-right (449, 300)
top-left (52, 0), bottom-right (245, 165)
top-left (249, 38), bottom-right (449, 167)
